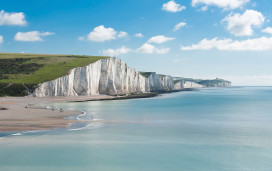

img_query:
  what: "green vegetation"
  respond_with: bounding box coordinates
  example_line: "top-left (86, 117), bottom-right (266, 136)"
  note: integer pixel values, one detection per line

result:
top-left (139, 72), bottom-right (152, 78)
top-left (0, 53), bottom-right (108, 96)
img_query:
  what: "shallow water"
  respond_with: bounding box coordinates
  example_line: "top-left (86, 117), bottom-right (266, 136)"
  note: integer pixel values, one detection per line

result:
top-left (1, 87), bottom-right (272, 171)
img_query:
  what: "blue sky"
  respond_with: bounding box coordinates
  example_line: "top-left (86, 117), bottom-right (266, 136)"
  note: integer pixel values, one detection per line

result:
top-left (1, 0), bottom-right (272, 85)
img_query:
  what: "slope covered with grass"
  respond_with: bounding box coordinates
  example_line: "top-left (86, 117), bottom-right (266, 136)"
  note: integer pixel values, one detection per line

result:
top-left (0, 53), bottom-right (108, 96)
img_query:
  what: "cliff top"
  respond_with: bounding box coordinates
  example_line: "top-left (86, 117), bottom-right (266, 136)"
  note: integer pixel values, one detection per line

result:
top-left (0, 53), bottom-right (108, 85)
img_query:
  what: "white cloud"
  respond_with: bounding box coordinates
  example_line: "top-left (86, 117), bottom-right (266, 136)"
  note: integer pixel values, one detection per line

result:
top-left (222, 10), bottom-right (265, 36)
top-left (135, 33), bottom-right (144, 38)
top-left (102, 46), bottom-right (132, 56)
top-left (173, 22), bottom-right (187, 31)
top-left (180, 37), bottom-right (272, 51)
top-left (137, 43), bottom-right (170, 54)
top-left (88, 25), bottom-right (117, 42)
top-left (0, 35), bottom-right (3, 44)
top-left (0, 10), bottom-right (27, 26)
top-left (162, 0), bottom-right (186, 12)
top-left (84, 25), bottom-right (128, 42)
top-left (262, 27), bottom-right (272, 34)
top-left (192, 0), bottom-right (250, 10)
top-left (14, 31), bottom-right (55, 42)
top-left (147, 35), bottom-right (175, 44)
top-left (117, 31), bottom-right (128, 38)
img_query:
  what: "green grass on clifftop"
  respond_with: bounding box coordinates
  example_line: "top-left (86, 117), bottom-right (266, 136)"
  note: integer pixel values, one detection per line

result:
top-left (139, 72), bottom-right (152, 78)
top-left (0, 53), bottom-right (108, 84)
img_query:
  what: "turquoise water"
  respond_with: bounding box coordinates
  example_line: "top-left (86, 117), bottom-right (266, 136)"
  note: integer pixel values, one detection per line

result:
top-left (1, 87), bottom-right (272, 170)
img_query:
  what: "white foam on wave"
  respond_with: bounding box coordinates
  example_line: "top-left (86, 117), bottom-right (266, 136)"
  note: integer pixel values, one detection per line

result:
top-left (76, 111), bottom-right (88, 120)
top-left (69, 122), bottom-right (104, 131)
top-left (11, 133), bottom-right (23, 136)
top-left (93, 119), bottom-right (103, 121)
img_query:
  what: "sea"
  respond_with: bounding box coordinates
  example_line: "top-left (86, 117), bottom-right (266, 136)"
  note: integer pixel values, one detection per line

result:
top-left (0, 87), bottom-right (272, 171)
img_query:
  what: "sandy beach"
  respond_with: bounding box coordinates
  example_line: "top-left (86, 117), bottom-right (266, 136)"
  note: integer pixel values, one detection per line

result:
top-left (0, 95), bottom-right (115, 132)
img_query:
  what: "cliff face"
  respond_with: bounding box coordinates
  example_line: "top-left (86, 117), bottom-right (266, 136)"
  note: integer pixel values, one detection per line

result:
top-left (33, 58), bottom-right (174, 97)
top-left (183, 81), bottom-right (204, 88)
top-left (209, 81), bottom-right (232, 88)
top-left (174, 80), bottom-right (204, 90)
top-left (146, 73), bottom-right (174, 92)
top-left (33, 58), bottom-right (232, 97)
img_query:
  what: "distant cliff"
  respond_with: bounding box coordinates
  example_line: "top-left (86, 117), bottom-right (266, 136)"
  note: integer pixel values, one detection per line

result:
top-left (33, 58), bottom-right (231, 97)
top-left (173, 77), bottom-right (231, 88)
top-left (174, 80), bottom-right (204, 90)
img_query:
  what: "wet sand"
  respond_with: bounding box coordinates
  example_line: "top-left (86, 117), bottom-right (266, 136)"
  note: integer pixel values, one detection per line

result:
top-left (0, 95), bottom-right (115, 132)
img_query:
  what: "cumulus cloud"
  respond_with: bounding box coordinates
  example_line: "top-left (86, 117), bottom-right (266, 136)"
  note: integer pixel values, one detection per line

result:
top-left (173, 22), bottom-right (187, 31)
top-left (14, 31), bottom-right (55, 42)
top-left (117, 31), bottom-right (128, 38)
top-left (87, 25), bottom-right (117, 42)
top-left (147, 35), bottom-right (175, 44)
top-left (0, 35), bottom-right (3, 44)
top-left (222, 10), bottom-right (265, 36)
top-left (0, 10), bottom-right (27, 26)
top-left (137, 43), bottom-right (170, 54)
top-left (82, 25), bottom-right (128, 42)
top-left (135, 33), bottom-right (144, 38)
top-left (162, 0), bottom-right (186, 12)
top-left (180, 37), bottom-right (272, 51)
top-left (102, 46), bottom-right (132, 56)
top-left (192, 0), bottom-right (250, 10)
top-left (262, 27), bottom-right (272, 34)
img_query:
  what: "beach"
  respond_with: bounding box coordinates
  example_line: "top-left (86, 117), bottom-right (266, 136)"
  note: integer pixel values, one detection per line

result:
top-left (0, 95), bottom-right (115, 132)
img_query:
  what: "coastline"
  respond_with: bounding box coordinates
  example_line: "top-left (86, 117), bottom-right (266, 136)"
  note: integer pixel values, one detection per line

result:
top-left (0, 89), bottom-right (197, 132)
top-left (0, 95), bottom-right (114, 132)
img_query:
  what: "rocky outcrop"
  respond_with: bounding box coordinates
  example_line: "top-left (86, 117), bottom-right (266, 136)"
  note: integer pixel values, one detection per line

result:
top-left (33, 58), bottom-right (174, 97)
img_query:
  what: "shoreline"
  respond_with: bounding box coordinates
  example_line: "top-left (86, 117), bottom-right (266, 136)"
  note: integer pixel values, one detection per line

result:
top-left (68, 88), bottom-right (197, 102)
top-left (0, 95), bottom-right (114, 132)
top-left (0, 89), bottom-right (197, 133)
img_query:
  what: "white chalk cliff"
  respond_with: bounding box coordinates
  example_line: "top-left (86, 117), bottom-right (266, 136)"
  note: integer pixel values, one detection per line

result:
top-left (33, 58), bottom-right (176, 97)
top-left (33, 58), bottom-right (231, 97)
top-left (174, 80), bottom-right (204, 90)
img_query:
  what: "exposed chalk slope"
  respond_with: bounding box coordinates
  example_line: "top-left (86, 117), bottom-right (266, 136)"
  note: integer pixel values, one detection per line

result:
top-left (34, 58), bottom-right (175, 97)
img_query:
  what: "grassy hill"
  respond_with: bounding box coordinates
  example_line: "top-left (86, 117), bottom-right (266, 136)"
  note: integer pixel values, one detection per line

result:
top-left (0, 53), bottom-right (108, 96)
